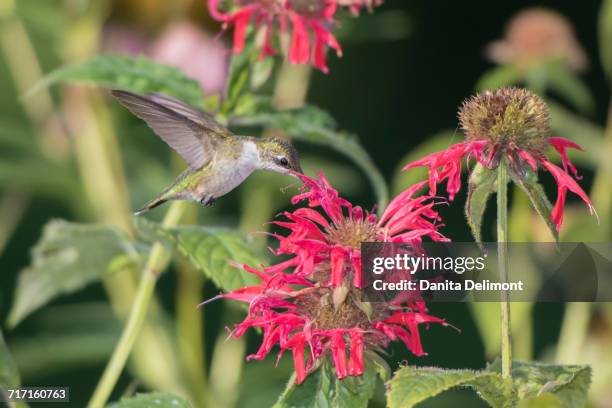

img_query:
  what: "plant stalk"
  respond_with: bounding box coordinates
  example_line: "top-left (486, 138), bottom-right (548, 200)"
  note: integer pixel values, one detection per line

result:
top-left (497, 163), bottom-right (512, 379)
top-left (87, 201), bottom-right (186, 408)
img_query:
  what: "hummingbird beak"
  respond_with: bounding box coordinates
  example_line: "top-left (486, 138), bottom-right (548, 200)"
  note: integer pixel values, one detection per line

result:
top-left (290, 165), bottom-right (303, 176)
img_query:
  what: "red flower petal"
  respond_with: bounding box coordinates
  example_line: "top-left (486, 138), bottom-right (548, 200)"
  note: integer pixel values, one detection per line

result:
top-left (548, 137), bottom-right (584, 179)
top-left (540, 159), bottom-right (596, 230)
top-left (289, 15), bottom-right (310, 64)
top-left (330, 331), bottom-right (348, 379)
top-left (331, 246), bottom-right (346, 286)
top-left (348, 330), bottom-right (364, 376)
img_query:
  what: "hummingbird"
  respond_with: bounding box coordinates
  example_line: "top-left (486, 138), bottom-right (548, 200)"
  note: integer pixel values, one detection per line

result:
top-left (111, 90), bottom-right (302, 215)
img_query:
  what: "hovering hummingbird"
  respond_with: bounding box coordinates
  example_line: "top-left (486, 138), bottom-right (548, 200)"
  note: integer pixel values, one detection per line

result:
top-left (111, 90), bottom-right (303, 215)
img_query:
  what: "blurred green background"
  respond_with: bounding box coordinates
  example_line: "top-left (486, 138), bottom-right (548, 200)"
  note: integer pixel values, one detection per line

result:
top-left (1, 0), bottom-right (611, 407)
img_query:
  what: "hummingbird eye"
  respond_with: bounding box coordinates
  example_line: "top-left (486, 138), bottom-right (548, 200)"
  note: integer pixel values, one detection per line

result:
top-left (279, 157), bottom-right (289, 167)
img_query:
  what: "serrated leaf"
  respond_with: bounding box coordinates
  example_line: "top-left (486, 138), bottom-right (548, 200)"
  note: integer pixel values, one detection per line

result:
top-left (488, 360), bottom-right (591, 408)
top-left (7, 220), bottom-right (141, 327)
top-left (465, 163), bottom-right (497, 245)
top-left (229, 98), bottom-right (388, 210)
top-left (387, 365), bottom-right (516, 408)
top-left (517, 392), bottom-right (563, 408)
top-left (476, 65), bottom-right (523, 91)
top-left (27, 55), bottom-right (205, 107)
top-left (136, 219), bottom-right (263, 292)
top-left (108, 392), bottom-right (192, 408)
top-left (274, 361), bottom-right (378, 408)
top-left (509, 170), bottom-right (559, 242)
top-left (599, 0), bottom-right (612, 80)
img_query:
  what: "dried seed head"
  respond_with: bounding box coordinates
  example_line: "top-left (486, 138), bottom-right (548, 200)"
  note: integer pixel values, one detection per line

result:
top-left (288, 0), bottom-right (327, 16)
top-left (459, 87), bottom-right (550, 153)
top-left (486, 7), bottom-right (587, 72)
top-left (326, 219), bottom-right (379, 249)
top-left (297, 288), bottom-right (385, 330)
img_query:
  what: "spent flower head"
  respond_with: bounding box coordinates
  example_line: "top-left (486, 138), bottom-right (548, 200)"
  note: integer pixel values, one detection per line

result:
top-left (405, 87), bottom-right (596, 232)
top-left (207, 0), bottom-right (383, 73)
top-left (486, 7), bottom-right (587, 71)
top-left (204, 173), bottom-right (447, 383)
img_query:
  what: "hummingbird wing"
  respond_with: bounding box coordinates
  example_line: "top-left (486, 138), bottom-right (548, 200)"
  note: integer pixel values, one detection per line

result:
top-left (145, 93), bottom-right (232, 137)
top-left (111, 90), bottom-right (231, 169)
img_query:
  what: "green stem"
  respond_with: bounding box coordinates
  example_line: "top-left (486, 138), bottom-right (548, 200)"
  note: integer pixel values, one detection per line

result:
top-left (87, 201), bottom-right (186, 408)
top-left (556, 302), bottom-right (591, 364)
top-left (175, 229), bottom-right (208, 406)
top-left (497, 163), bottom-right (513, 379)
top-left (590, 95), bottom-right (612, 240)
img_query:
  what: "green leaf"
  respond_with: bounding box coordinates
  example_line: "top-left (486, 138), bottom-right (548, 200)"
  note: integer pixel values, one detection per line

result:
top-left (517, 393), bottom-right (564, 408)
top-left (108, 393), bottom-right (192, 408)
top-left (7, 220), bottom-right (141, 327)
top-left (9, 303), bottom-right (119, 378)
top-left (0, 119), bottom-right (37, 152)
top-left (0, 158), bottom-right (79, 202)
top-left (387, 365), bottom-right (516, 408)
top-left (251, 57), bottom-right (275, 90)
top-left (476, 62), bottom-right (595, 114)
top-left (465, 163), bottom-right (497, 245)
top-left (548, 102), bottom-right (607, 173)
top-left (229, 98), bottom-right (389, 210)
top-left (509, 169), bottom-right (559, 242)
top-left (476, 65), bottom-right (523, 91)
top-left (0, 330), bottom-right (27, 407)
top-left (237, 357), bottom-right (294, 408)
top-left (544, 63), bottom-right (595, 114)
top-left (599, 0), bottom-right (612, 80)
top-left (488, 360), bottom-right (591, 408)
top-left (274, 361), bottom-right (379, 408)
top-left (27, 55), bottom-right (205, 107)
top-left (223, 33), bottom-right (259, 115)
top-left (0, 331), bottom-right (20, 389)
top-left (136, 219), bottom-right (262, 292)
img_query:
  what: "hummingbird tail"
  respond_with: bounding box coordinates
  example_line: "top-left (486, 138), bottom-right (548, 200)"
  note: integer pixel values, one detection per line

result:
top-left (133, 198), bottom-right (168, 215)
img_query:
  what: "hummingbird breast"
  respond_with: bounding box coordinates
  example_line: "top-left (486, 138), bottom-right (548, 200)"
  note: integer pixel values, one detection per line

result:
top-left (193, 140), bottom-right (260, 199)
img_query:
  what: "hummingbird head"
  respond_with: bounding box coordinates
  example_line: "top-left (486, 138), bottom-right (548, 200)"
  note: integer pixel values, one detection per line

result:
top-left (256, 137), bottom-right (303, 175)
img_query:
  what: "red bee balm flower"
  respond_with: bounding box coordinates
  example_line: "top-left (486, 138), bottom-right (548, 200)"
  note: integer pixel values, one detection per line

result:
top-left (207, 173), bottom-right (448, 383)
top-left (405, 88), bottom-right (596, 231)
top-left (207, 0), bottom-right (382, 73)
top-left (279, 173), bottom-right (447, 288)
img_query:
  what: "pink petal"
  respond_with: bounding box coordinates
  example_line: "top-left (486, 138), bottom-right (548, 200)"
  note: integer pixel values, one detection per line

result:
top-left (540, 159), bottom-right (596, 230)
top-left (348, 330), bottom-right (364, 376)
top-left (289, 15), bottom-right (309, 64)
top-left (330, 331), bottom-right (348, 379)
top-left (351, 252), bottom-right (362, 288)
top-left (207, 0), bottom-right (230, 21)
top-left (232, 8), bottom-right (256, 54)
top-left (287, 333), bottom-right (307, 384)
top-left (548, 137), bottom-right (584, 179)
top-left (331, 246), bottom-right (346, 286)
